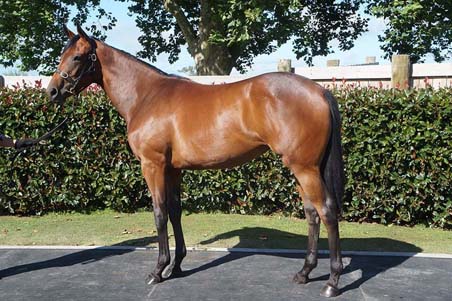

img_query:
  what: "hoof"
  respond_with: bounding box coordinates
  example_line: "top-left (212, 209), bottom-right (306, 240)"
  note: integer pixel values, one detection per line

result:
top-left (293, 272), bottom-right (309, 284)
top-left (146, 273), bottom-right (162, 285)
top-left (162, 263), bottom-right (184, 278)
top-left (162, 264), bottom-right (173, 279)
top-left (320, 284), bottom-right (340, 298)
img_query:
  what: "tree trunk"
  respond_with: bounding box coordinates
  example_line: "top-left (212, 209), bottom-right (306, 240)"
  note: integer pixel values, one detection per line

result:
top-left (192, 0), bottom-right (234, 75)
top-left (194, 44), bottom-right (234, 75)
top-left (163, 0), bottom-right (235, 75)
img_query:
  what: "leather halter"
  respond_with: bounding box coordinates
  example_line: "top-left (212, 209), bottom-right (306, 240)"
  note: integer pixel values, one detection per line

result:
top-left (55, 51), bottom-right (97, 94)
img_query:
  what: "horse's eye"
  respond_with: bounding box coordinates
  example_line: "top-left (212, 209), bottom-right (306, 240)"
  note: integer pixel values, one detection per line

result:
top-left (73, 55), bottom-right (81, 62)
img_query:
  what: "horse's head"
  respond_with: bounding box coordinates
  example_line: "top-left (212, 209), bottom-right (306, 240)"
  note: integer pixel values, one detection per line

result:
top-left (47, 24), bottom-right (99, 104)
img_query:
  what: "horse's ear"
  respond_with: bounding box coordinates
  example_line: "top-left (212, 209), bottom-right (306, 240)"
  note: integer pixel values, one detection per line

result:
top-left (63, 24), bottom-right (75, 40)
top-left (76, 24), bottom-right (92, 42)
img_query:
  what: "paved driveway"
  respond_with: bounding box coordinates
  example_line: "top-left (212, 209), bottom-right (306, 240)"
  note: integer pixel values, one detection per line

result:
top-left (1, 248), bottom-right (451, 300)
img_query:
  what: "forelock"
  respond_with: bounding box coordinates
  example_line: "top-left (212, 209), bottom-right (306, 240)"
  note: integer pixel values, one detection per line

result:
top-left (62, 35), bottom-right (81, 54)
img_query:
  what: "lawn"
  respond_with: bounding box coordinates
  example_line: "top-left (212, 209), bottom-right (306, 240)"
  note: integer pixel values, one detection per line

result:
top-left (1, 210), bottom-right (451, 254)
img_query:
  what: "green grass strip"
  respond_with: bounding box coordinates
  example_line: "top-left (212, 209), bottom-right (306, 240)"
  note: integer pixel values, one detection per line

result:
top-left (1, 210), bottom-right (451, 254)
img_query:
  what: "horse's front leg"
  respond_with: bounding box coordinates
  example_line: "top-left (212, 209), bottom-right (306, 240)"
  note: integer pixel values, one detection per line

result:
top-left (142, 161), bottom-right (171, 285)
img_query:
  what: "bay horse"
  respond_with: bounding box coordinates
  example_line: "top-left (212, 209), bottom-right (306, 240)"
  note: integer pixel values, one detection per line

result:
top-left (47, 25), bottom-right (345, 297)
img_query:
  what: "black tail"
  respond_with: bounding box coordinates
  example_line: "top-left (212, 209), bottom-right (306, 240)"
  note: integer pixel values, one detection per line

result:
top-left (322, 90), bottom-right (345, 215)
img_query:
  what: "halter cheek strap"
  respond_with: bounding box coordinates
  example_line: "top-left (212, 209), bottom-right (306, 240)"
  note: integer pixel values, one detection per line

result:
top-left (55, 52), bottom-right (97, 94)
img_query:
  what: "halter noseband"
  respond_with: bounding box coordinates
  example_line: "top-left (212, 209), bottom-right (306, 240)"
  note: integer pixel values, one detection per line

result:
top-left (55, 51), bottom-right (97, 94)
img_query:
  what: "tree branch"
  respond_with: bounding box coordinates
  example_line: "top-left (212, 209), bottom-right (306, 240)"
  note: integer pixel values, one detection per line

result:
top-left (163, 0), bottom-right (198, 55)
top-left (199, 0), bottom-right (211, 41)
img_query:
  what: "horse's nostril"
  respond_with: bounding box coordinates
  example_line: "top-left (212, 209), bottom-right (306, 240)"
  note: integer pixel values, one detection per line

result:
top-left (50, 88), bottom-right (58, 96)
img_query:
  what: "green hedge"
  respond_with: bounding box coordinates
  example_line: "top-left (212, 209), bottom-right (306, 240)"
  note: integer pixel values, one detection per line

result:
top-left (339, 87), bottom-right (452, 228)
top-left (0, 87), bottom-right (148, 213)
top-left (0, 86), bottom-right (451, 228)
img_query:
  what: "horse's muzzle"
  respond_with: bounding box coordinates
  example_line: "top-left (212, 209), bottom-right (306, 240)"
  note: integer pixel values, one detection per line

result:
top-left (48, 87), bottom-right (59, 101)
top-left (47, 86), bottom-right (68, 104)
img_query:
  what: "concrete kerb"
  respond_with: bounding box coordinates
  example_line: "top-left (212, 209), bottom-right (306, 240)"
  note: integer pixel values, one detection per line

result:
top-left (1, 245), bottom-right (451, 259)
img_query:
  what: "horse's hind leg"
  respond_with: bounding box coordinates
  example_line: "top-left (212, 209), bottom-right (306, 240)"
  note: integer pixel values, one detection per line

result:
top-left (293, 198), bottom-right (320, 284)
top-left (166, 168), bottom-right (187, 276)
top-left (290, 165), bottom-right (343, 297)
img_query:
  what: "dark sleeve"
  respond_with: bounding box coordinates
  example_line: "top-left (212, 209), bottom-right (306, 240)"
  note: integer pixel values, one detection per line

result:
top-left (0, 134), bottom-right (5, 141)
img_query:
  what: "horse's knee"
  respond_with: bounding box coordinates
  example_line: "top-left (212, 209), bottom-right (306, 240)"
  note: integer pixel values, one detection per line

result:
top-left (153, 207), bottom-right (168, 230)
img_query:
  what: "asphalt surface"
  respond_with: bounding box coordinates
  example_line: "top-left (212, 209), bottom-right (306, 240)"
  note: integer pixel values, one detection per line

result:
top-left (1, 248), bottom-right (451, 300)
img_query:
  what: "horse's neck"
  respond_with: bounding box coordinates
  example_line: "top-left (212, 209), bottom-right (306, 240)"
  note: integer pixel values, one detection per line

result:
top-left (96, 42), bottom-right (164, 125)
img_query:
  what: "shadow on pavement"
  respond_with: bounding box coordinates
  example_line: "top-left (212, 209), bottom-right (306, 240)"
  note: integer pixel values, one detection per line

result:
top-left (176, 227), bottom-right (423, 295)
top-left (0, 226), bottom-right (422, 295)
top-left (0, 236), bottom-right (158, 279)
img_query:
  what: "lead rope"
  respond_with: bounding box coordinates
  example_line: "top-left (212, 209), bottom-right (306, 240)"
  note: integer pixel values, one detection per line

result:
top-left (11, 94), bottom-right (78, 164)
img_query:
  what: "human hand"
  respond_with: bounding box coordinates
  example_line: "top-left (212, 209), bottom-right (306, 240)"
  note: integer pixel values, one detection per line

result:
top-left (14, 138), bottom-right (38, 149)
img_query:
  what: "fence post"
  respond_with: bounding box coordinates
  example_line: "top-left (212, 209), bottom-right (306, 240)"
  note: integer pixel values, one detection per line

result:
top-left (0, 75), bottom-right (4, 88)
top-left (327, 59), bottom-right (340, 67)
top-left (365, 56), bottom-right (376, 64)
top-left (277, 59), bottom-right (293, 72)
top-left (392, 54), bottom-right (412, 89)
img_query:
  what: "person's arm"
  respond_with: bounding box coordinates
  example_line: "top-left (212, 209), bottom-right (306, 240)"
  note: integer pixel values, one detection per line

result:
top-left (0, 134), bottom-right (16, 148)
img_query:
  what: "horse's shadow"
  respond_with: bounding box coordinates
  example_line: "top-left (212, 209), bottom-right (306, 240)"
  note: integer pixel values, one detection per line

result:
top-left (0, 226), bottom-right (422, 295)
top-left (172, 226), bottom-right (422, 295)
top-left (0, 236), bottom-right (158, 279)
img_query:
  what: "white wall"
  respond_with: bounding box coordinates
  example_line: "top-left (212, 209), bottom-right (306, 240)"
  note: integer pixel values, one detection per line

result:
top-left (1, 62), bottom-right (451, 89)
